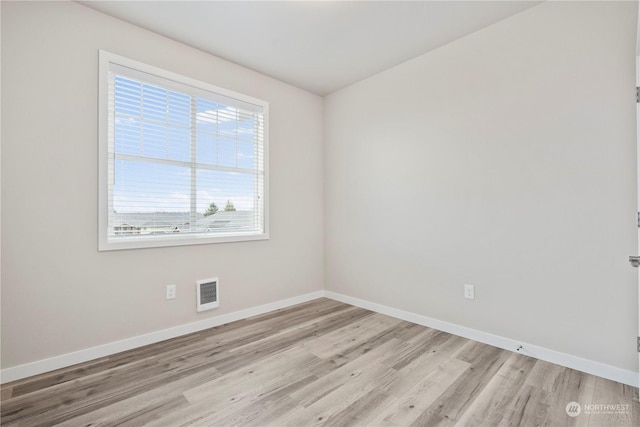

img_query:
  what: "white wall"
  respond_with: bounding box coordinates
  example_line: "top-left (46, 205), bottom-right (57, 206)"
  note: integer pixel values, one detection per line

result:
top-left (324, 0), bottom-right (638, 372)
top-left (1, 1), bottom-right (324, 368)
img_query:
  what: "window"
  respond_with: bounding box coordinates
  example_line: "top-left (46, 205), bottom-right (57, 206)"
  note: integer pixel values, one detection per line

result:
top-left (99, 51), bottom-right (268, 250)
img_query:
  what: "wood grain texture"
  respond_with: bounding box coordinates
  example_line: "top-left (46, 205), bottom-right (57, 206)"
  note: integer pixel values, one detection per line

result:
top-left (1, 298), bottom-right (637, 426)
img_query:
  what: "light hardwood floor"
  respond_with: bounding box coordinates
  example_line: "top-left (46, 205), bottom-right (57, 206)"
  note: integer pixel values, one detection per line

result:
top-left (1, 298), bottom-right (638, 426)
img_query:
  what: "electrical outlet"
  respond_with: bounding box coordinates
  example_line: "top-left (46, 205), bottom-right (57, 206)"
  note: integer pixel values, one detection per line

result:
top-left (166, 284), bottom-right (176, 300)
top-left (464, 284), bottom-right (475, 300)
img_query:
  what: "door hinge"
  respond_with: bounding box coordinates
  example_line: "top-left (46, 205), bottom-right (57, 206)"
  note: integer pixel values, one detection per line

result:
top-left (637, 212), bottom-right (639, 228)
top-left (636, 87), bottom-right (639, 103)
top-left (637, 336), bottom-right (640, 353)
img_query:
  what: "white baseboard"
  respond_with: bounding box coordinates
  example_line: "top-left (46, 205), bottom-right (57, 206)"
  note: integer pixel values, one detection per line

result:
top-left (3, 289), bottom-right (637, 388)
top-left (0, 290), bottom-right (324, 384)
top-left (324, 291), bottom-right (639, 388)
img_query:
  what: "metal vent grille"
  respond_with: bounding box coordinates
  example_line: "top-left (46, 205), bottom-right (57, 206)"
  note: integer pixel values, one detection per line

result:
top-left (200, 282), bottom-right (217, 304)
top-left (196, 278), bottom-right (219, 312)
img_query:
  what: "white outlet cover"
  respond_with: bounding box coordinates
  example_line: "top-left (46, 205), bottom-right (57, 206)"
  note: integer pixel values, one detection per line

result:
top-left (166, 284), bottom-right (177, 300)
top-left (464, 284), bottom-right (475, 300)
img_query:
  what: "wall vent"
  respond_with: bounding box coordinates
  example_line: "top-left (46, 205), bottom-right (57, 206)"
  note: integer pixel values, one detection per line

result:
top-left (196, 278), bottom-right (219, 312)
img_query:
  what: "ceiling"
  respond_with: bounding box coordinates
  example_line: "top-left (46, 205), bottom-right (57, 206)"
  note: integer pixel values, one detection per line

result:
top-left (79, 1), bottom-right (541, 96)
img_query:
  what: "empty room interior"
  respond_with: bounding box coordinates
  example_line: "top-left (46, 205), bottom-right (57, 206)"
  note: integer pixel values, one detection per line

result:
top-left (2, 0), bottom-right (640, 426)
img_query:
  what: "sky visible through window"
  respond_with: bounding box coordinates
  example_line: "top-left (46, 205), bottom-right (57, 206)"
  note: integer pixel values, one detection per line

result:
top-left (113, 75), bottom-right (258, 215)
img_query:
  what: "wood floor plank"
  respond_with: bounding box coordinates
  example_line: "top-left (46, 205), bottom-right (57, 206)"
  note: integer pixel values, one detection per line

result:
top-left (212, 376), bottom-right (317, 427)
top-left (382, 328), bottom-right (454, 371)
top-left (2, 298), bottom-right (637, 427)
top-left (289, 338), bottom-right (401, 408)
top-left (540, 366), bottom-right (595, 427)
top-left (328, 387), bottom-right (398, 427)
top-left (0, 386), bottom-right (12, 402)
top-left (301, 313), bottom-right (403, 358)
top-left (581, 377), bottom-right (637, 427)
top-left (409, 340), bottom-right (513, 426)
top-left (0, 348), bottom-right (222, 425)
top-left (496, 360), bottom-right (567, 427)
top-left (211, 307), bottom-right (373, 375)
top-left (226, 305), bottom-right (366, 355)
top-left (307, 320), bottom-right (406, 379)
top-left (275, 362), bottom-right (396, 427)
top-left (455, 353), bottom-right (538, 427)
top-left (57, 394), bottom-right (191, 427)
top-left (1, 364), bottom-right (217, 427)
top-left (369, 358), bottom-right (470, 427)
top-left (390, 321), bottom-right (430, 342)
top-left (383, 333), bottom-right (468, 398)
top-left (626, 385), bottom-right (640, 427)
top-left (146, 372), bottom-right (318, 427)
top-left (183, 346), bottom-right (319, 404)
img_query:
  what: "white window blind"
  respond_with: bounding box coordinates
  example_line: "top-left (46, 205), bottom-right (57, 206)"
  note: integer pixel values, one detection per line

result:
top-left (99, 51), bottom-right (268, 250)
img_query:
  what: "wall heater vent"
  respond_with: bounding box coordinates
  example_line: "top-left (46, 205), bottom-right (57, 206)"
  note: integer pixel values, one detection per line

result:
top-left (196, 278), bottom-right (219, 312)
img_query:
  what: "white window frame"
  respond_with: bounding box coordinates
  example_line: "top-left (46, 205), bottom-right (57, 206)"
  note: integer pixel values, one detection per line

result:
top-left (98, 50), bottom-right (269, 251)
